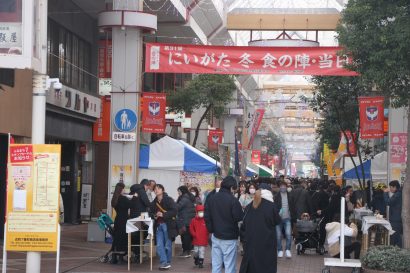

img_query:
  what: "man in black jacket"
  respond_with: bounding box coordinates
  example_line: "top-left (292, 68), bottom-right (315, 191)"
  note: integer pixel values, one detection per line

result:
top-left (205, 176), bottom-right (243, 273)
top-left (130, 179), bottom-right (152, 218)
top-left (129, 179), bottom-right (152, 261)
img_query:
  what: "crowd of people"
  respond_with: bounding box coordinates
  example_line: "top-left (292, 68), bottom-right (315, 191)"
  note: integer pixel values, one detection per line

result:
top-left (109, 175), bottom-right (403, 272)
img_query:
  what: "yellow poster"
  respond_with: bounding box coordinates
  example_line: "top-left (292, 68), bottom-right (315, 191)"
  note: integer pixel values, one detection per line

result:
top-left (6, 144), bottom-right (61, 252)
top-left (111, 165), bottom-right (132, 193)
top-left (324, 144), bottom-right (342, 185)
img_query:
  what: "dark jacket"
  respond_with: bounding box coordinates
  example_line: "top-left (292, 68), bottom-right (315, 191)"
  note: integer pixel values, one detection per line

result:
top-left (204, 188), bottom-right (244, 240)
top-left (312, 190), bottom-right (330, 214)
top-left (129, 184), bottom-right (151, 218)
top-left (371, 190), bottom-right (386, 216)
top-left (112, 195), bottom-right (132, 252)
top-left (275, 191), bottom-right (296, 222)
top-left (240, 199), bottom-right (281, 273)
top-left (177, 193), bottom-right (196, 226)
top-left (384, 190), bottom-right (402, 233)
top-left (291, 186), bottom-right (313, 219)
top-left (151, 193), bottom-right (178, 240)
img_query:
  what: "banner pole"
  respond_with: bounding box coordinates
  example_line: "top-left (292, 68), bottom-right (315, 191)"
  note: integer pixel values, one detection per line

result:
top-left (2, 223), bottom-right (7, 273)
top-left (56, 224), bottom-right (61, 273)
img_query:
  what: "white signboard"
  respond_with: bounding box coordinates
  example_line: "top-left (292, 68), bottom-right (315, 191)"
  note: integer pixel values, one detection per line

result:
top-left (112, 132), bottom-right (136, 142)
top-left (0, 23), bottom-right (22, 52)
top-left (98, 78), bottom-right (112, 96)
top-left (46, 85), bottom-right (101, 119)
top-left (80, 184), bottom-right (92, 217)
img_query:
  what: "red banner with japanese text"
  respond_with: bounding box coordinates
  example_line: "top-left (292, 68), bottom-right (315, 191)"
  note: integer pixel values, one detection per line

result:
top-left (208, 129), bottom-right (223, 152)
top-left (251, 150), bottom-right (261, 164)
top-left (142, 92), bottom-right (166, 133)
top-left (248, 109), bottom-right (265, 149)
top-left (145, 43), bottom-right (357, 76)
top-left (359, 97), bottom-right (384, 139)
top-left (341, 131), bottom-right (357, 156)
top-left (390, 133), bottom-right (408, 164)
top-left (93, 97), bottom-right (111, 142)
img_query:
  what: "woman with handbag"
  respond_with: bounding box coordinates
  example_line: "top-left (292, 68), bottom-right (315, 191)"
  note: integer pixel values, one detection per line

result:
top-left (151, 184), bottom-right (178, 270)
top-left (176, 185), bottom-right (196, 258)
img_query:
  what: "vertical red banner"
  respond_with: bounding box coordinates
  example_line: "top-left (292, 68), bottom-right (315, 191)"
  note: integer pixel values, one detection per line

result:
top-left (208, 129), bottom-right (223, 152)
top-left (340, 131), bottom-right (357, 156)
top-left (251, 150), bottom-right (261, 164)
top-left (260, 153), bottom-right (268, 166)
top-left (142, 92), bottom-right (166, 133)
top-left (248, 109), bottom-right (265, 149)
top-left (359, 96), bottom-right (384, 139)
top-left (390, 133), bottom-right (408, 164)
top-left (93, 97), bottom-right (110, 142)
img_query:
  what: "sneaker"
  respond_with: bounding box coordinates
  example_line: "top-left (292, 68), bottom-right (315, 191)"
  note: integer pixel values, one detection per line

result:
top-left (178, 251), bottom-right (191, 258)
top-left (286, 250), bottom-right (292, 258)
top-left (159, 264), bottom-right (171, 270)
top-left (278, 251), bottom-right (283, 258)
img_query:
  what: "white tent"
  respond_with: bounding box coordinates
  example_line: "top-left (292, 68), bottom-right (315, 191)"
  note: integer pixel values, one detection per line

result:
top-left (343, 151), bottom-right (387, 182)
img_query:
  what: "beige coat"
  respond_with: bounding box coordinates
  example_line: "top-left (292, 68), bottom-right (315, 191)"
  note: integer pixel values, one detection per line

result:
top-left (325, 222), bottom-right (358, 257)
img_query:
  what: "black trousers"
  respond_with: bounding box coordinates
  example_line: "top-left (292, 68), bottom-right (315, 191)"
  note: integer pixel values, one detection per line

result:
top-left (181, 225), bottom-right (193, 252)
top-left (334, 242), bottom-right (361, 259)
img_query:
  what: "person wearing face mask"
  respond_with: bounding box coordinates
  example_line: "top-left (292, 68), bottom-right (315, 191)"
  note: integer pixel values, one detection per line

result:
top-left (189, 205), bottom-right (209, 268)
top-left (239, 183), bottom-right (257, 209)
top-left (275, 181), bottom-right (296, 258)
top-left (190, 186), bottom-right (203, 205)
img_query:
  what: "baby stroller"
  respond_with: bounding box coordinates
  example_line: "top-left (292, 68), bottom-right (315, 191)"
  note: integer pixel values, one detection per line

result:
top-left (295, 214), bottom-right (326, 255)
top-left (97, 213), bottom-right (117, 263)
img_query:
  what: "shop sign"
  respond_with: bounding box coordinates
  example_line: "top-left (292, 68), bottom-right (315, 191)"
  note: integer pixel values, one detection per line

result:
top-left (93, 97), bottom-right (111, 142)
top-left (0, 23), bottom-right (22, 53)
top-left (390, 133), bottom-right (407, 164)
top-left (6, 144), bottom-right (61, 252)
top-left (46, 85), bottom-right (101, 119)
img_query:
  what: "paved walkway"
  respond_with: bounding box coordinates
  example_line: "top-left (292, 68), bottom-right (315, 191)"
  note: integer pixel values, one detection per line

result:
top-left (1, 224), bottom-right (354, 273)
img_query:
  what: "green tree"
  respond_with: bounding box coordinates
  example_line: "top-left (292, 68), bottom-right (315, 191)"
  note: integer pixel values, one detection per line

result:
top-left (337, 0), bottom-right (410, 247)
top-left (262, 131), bottom-right (283, 156)
top-left (308, 76), bottom-right (372, 189)
top-left (167, 74), bottom-right (236, 147)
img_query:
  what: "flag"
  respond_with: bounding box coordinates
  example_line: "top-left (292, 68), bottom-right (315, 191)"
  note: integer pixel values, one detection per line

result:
top-left (251, 150), bottom-right (261, 164)
top-left (141, 92), bottom-right (166, 133)
top-left (208, 129), bottom-right (223, 152)
top-left (359, 96), bottom-right (384, 139)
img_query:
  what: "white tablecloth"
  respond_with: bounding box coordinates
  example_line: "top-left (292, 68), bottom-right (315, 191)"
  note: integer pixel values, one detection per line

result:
top-left (126, 217), bottom-right (154, 238)
top-left (361, 216), bottom-right (395, 235)
top-left (353, 208), bottom-right (373, 220)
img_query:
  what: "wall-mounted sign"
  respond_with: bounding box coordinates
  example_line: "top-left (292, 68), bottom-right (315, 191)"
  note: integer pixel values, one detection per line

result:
top-left (46, 85), bottom-right (101, 119)
top-left (114, 109), bottom-right (137, 132)
top-left (112, 132), bottom-right (136, 142)
top-left (98, 78), bottom-right (112, 96)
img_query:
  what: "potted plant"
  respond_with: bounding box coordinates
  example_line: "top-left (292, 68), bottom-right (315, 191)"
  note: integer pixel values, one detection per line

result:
top-left (361, 245), bottom-right (410, 273)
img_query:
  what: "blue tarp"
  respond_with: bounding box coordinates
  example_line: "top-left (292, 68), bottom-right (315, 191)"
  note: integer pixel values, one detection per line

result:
top-left (343, 160), bottom-right (371, 179)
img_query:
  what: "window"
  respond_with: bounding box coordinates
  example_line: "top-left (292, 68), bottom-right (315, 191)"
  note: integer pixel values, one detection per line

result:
top-left (47, 20), bottom-right (92, 92)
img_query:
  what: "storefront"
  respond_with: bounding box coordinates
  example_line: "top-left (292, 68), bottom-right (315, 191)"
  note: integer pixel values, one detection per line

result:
top-left (45, 85), bottom-right (100, 223)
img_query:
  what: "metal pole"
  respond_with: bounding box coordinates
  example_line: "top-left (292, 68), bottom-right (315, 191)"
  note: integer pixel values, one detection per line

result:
top-left (56, 224), bottom-right (61, 273)
top-left (26, 73), bottom-right (47, 273)
top-left (2, 223), bottom-right (7, 273)
top-left (340, 197), bottom-right (345, 262)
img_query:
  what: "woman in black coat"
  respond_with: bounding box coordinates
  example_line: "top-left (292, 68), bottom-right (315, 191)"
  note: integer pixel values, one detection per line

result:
top-left (240, 184), bottom-right (281, 273)
top-left (176, 185), bottom-right (196, 257)
top-left (111, 182), bottom-right (132, 264)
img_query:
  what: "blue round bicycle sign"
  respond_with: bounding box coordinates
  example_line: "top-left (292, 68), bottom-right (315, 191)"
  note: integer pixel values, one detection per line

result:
top-left (114, 109), bottom-right (137, 132)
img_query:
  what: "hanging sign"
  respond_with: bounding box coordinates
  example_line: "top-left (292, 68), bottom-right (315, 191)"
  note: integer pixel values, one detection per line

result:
top-left (6, 144), bottom-right (61, 252)
top-left (251, 150), bottom-right (261, 164)
top-left (208, 129), bottom-right (223, 152)
top-left (248, 109), bottom-right (265, 149)
top-left (359, 96), bottom-right (384, 139)
top-left (145, 43), bottom-right (357, 76)
top-left (141, 92), bottom-right (166, 133)
top-left (390, 133), bottom-right (407, 164)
